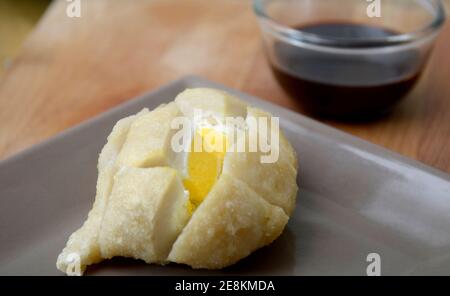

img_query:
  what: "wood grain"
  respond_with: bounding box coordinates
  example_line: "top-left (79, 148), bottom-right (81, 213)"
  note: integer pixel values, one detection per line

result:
top-left (0, 0), bottom-right (449, 173)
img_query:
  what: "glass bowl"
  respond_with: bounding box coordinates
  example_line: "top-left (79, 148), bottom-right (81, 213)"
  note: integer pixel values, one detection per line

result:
top-left (254, 0), bottom-right (446, 120)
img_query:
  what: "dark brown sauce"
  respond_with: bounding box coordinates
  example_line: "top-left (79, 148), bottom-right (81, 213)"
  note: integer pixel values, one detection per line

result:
top-left (270, 23), bottom-right (422, 120)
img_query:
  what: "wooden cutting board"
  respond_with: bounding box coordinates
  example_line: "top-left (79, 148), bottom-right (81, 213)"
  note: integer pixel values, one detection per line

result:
top-left (0, 0), bottom-right (449, 173)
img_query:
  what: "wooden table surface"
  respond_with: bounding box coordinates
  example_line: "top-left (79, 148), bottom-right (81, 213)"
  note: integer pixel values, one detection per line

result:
top-left (0, 0), bottom-right (449, 173)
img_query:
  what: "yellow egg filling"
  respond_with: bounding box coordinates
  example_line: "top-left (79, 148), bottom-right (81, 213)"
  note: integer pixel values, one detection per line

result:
top-left (183, 128), bottom-right (227, 213)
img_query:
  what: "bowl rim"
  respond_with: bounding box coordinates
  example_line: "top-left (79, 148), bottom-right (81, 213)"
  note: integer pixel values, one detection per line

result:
top-left (253, 0), bottom-right (446, 48)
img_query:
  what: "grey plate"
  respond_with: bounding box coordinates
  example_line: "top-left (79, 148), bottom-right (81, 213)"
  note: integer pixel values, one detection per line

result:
top-left (1, 76), bottom-right (449, 276)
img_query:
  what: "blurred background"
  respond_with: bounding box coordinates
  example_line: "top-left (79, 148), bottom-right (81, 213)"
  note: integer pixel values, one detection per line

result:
top-left (0, 0), bottom-right (449, 173)
top-left (0, 0), bottom-right (51, 76)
